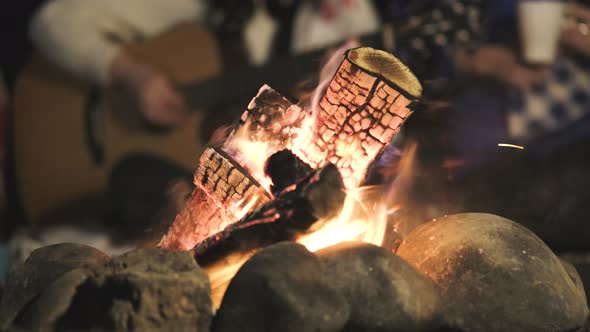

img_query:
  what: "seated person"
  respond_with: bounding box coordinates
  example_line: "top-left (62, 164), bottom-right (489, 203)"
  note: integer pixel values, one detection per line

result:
top-left (390, 0), bottom-right (590, 250)
top-left (29, 0), bottom-right (208, 127)
top-left (3, 0), bottom-right (385, 260)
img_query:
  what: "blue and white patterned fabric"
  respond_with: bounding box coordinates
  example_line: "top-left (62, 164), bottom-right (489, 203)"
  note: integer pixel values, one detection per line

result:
top-left (508, 57), bottom-right (590, 142)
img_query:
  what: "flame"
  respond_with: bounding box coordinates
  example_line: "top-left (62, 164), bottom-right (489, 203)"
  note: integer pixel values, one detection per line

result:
top-left (205, 42), bottom-right (421, 305)
top-left (206, 252), bottom-right (253, 308)
top-left (297, 185), bottom-right (390, 251)
top-left (291, 40), bottom-right (360, 162)
top-left (274, 40), bottom-right (418, 252)
top-left (297, 143), bottom-right (417, 252)
top-left (233, 194), bottom-right (262, 219)
top-left (223, 119), bottom-right (276, 191)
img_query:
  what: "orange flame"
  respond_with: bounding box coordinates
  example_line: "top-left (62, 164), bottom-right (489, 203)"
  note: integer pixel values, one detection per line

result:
top-left (223, 119), bottom-right (276, 191)
top-left (297, 143), bottom-right (417, 252)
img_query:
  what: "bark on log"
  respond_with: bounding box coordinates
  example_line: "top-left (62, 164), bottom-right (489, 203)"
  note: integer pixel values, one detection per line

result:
top-left (158, 147), bottom-right (271, 250)
top-left (160, 86), bottom-right (303, 250)
top-left (293, 47), bottom-right (422, 189)
top-left (225, 85), bottom-right (306, 154)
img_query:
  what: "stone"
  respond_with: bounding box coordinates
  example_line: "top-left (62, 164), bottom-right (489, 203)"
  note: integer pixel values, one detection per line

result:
top-left (57, 248), bottom-right (212, 331)
top-left (16, 268), bottom-right (92, 330)
top-left (0, 243), bottom-right (111, 330)
top-left (396, 213), bottom-right (589, 332)
top-left (559, 258), bottom-right (588, 302)
top-left (560, 252), bottom-right (590, 307)
top-left (316, 242), bottom-right (442, 331)
top-left (213, 242), bottom-right (349, 332)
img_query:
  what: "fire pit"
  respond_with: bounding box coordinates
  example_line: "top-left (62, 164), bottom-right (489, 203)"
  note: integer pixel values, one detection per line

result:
top-left (0, 47), bottom-right (588, 332)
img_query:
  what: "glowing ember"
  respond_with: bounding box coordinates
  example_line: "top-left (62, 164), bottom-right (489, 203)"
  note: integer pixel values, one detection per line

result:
top-left (498, 143), bottom-right (525, 150)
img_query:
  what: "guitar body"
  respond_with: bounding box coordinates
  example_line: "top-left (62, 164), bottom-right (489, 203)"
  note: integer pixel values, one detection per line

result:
top-left (12, 23), bottom-right (222, 223)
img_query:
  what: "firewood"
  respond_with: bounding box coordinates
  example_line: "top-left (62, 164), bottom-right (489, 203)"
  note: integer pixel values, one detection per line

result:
top-left (223, 85), bottom-right (306, 156)
top-left (160, 48), bottom-right (422, 251)
top-left (193, 163), bottom-right (345, 267)
top-left (159, 85), bottom-right (301, 250)
top-left (293, 47), bottom-right (422, 189)
top-left (158, 147), bottom-right (271, 250)
top-left (264, 149), bottom-right (313, 196)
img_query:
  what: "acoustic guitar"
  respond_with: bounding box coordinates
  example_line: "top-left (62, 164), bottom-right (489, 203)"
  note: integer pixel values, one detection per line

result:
top-left (12, 23), bottom-right (222, 223)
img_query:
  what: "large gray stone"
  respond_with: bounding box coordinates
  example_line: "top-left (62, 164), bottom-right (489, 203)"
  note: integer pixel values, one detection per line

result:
top-left (0, 243), bottom-right (110, 330)
top-left (396, 213), bottom-right (589, 332)
top-left (317, 241), bottom-right (442, 331)
top-left (57, 248), bottom-right (212, 331)
top-left (213, 242), bottom-right (349, 332)
top-left (16, 268), bottom-right (92, 330)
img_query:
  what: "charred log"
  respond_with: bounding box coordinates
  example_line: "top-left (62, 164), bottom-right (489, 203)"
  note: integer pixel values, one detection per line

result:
top-left (193, 163), bottom-right (345, 267)
top-left (293, 47), bottom-right (422, 189)
top-left (159, 147), bottom-right (271, 250)
top-left (264, 149), bottom-right (313, 196)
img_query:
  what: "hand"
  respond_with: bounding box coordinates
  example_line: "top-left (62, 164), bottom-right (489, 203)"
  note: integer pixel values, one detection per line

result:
top-left (456, 45), bottom-right (548, 90)
top-left (110, 51), bottom-right (187, 128)
top-left (137, 73), bottom-right (188, 128)
top-left (560, 3), bottom-right (590, 57)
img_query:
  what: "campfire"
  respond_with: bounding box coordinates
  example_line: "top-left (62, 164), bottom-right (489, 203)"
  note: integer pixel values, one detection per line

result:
top-left (1, 47), bottom-right (587, 332)
top-left (156, 46), bottom-right (421, 301)
top-left (159, 47), bottom-right (420, 252)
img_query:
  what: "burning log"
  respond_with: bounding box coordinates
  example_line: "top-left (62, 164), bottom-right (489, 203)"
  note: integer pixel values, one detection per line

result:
top-left (193, 162), bottom-right (345, 267)
top-left (160, 47), bottom-right (422, 251)
top-left (293, 47), bottom-right (422, 189)
top-left (224, 85), bottom-right (306, 155)
top-left (264, 149), bottom-right (313, 196)
top-left (159, 86), bottom-right (303, 250)
top-left (158, 147), bottom-right (272, 250)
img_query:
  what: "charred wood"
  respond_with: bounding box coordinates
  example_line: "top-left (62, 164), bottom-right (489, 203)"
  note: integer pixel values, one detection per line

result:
top-left (193, 163), bottom-right (345, 267)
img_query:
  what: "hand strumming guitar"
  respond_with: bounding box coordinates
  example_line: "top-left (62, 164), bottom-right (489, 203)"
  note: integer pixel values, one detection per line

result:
top-left (110, 51), bottom-right (188, 128)
top-left (138, 74), bottom-right (188, 128)
top-left (29, 0), bottom-right (205, 128)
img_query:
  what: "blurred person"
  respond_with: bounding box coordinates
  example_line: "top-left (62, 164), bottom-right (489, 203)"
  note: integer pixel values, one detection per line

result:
top-left (290, 0), bottom-right (380, 54)
top-left (386, 0), bottom-right (590, 167)
top-left (29, 0), bottom-right (209, 128)
top-left (385, 0), bottom-right (590, 250)
top-left (450, 1), bottom-right (590, 168)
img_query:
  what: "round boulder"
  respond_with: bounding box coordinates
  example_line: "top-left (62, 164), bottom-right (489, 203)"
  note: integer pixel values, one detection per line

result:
top-left (56, 248), bottom-right (212, 331)
top-left (213, 242), bottom-right (350, 332)
top-left (16, 268), bottom-right (93, 329)
top-left (396, 213), bottom-right (589, 332)
top-left (316, 241), bottom-right (442, 331)
top-left (0, 243), bottom-right (110, 330)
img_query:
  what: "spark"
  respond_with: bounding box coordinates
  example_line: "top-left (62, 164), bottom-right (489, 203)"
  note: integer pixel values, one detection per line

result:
top-left (497, 143), bottom-right (524, 150)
